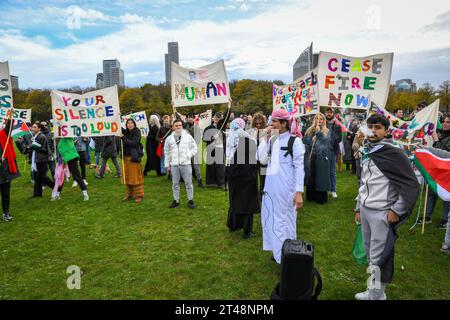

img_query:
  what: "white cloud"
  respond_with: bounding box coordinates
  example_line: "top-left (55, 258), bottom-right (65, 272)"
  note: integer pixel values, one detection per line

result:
top-left (211, 5), bottom-right (236, 11)
top-left (118, 13), bottom-right (146, 24)
top-left (240, 3), bottom-right (249, 11)
top-left (2, 0), bottom-right (450, 88)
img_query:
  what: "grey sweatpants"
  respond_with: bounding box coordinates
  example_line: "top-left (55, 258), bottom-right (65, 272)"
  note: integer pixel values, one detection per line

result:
top-left (171, 165), bottom-right (194, 202)
top-left (99, 157), bottom-right (121, 177)
top-left (360, 205), bottom-right (397, 283)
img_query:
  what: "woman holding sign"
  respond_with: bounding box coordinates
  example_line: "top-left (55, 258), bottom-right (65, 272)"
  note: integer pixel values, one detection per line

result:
top-left (122, 119), bottom-right (144, 203)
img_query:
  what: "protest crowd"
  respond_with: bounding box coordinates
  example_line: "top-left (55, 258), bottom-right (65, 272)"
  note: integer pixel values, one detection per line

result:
top-left (1, 51), bottom-right (449, 301)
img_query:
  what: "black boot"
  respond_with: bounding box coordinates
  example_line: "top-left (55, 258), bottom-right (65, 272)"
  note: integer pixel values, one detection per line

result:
top-left (169, 200), bottom-right (179, 208)
top-left (243, 231), bottom-right (256, 239)
top-left (198, 179), bottom-right (204, 188)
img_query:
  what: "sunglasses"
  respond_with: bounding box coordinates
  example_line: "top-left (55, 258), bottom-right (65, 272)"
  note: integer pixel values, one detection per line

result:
top-left (367, 124), bottom-right (385, 130)
top-left (255, 122), bottom-right (263, 126)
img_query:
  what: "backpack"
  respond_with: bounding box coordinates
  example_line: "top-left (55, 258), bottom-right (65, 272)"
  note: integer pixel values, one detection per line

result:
top-left (281, 136), bottom-right (298, 158)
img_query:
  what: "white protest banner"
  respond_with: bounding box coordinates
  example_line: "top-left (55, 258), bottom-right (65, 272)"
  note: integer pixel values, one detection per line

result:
top-left (171, 60), bottom-right (230, 107)
top-left (273, 69), bottom-right (319, 116)
top-left (0, 62), bottom-right (31, 127)
top-left (0, 108), bottom-right (32, 127)
top-left (0, 62), bottom-right (13, 109)
top-left (374, 99), bottom-right (439, 142)
top-left (317, 51), bottom-right (393, 109)
top-left (196, 110), bottom-right (212, 131)
top-left (121, 111), bottom-right (149, 136)
top-left (51, 86), bottom-right (121, 138)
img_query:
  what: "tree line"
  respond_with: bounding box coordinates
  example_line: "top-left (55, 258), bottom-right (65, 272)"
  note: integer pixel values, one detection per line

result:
top-left (11, 79), bottom-right (450, 123)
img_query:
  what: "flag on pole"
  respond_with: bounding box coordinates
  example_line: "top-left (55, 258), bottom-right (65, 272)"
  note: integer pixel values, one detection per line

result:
top-left (413, 148), bottom-right (450, 201)
top-left (12, 122), bottom-right (30, 139)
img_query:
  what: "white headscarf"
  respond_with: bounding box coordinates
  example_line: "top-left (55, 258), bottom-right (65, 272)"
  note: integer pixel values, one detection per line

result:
top-left (226, 118), bottom-right (256, 164)
top-left (149, 115), bottom-right (160, 128)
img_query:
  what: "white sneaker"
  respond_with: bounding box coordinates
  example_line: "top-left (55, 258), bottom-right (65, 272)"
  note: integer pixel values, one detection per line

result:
top-left (83, 193), bottom-right (89, 201)
top-left (72, 181), bottom-right (78, 188)
top-left (83, 179), bottom-right (88, 186)
top-left (355, 289), bottom-right (387, 300)
top-left (332, 192), bottom-right (338, 198)
top-left (51, 194), bottom-right (60, 201)
top-left (355, 290), bottom-right (370, 300)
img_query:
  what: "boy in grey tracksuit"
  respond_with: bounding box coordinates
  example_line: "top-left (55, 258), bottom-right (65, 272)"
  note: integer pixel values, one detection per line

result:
top-left (354, 114), bottom-right (419, 300)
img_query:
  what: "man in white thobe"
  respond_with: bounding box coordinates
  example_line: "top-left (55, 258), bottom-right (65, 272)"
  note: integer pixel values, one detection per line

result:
top-left (257, 109), bottom-right (305, 264)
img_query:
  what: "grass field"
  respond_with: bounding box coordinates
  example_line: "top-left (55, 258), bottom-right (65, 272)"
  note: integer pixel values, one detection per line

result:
top-left (0, 151), bottom-right (449, 300)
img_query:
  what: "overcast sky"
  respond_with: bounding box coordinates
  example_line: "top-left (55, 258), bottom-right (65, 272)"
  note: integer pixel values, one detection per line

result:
top-left (1, 0), bottom-right (449, 89)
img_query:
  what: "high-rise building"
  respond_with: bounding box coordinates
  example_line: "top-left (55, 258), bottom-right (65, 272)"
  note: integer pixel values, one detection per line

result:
top-left (96, 73), bottom-right (104, 89)
top-left (394, 79), bottom-right (417, 93)
top-left (165, 42), bottom-right (179, 85)
top-left (10, 75), bottom-right (19, 90)
top-left (293, 43), bottom-right (318, 81)
top-left (102, 59), bottom-right (125, 87)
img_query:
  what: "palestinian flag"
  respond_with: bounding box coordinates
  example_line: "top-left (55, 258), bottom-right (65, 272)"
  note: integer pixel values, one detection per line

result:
top-left (414, 148), bottom-right (450, 201)
top-left (12, 122), bottom-right (31, 139)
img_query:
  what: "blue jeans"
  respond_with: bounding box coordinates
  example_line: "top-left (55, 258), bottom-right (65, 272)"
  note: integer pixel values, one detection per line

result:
top-left (85, 150), bottom-right (91, 164)
top-left (425, 188), bottom-right (450, 221)
top-left (329, 152), bottom-right (337, 192)
top-left (95, 152), bottom-right (101, 166)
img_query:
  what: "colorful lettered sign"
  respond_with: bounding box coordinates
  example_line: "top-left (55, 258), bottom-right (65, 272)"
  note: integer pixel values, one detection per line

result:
top-left (0, 62), bottom-right (32, 127)
top-left (317, 52), bottom-right (393, 109)
top-left (273, 69), bottom-right (319, 116)
top-left (171, 60), bottom-right (230, 107)
top-left (374, 99), bottom-right (439, 141)
top-left (0, 62), bottom-right (13, 110)
top-left (121, 111), bottom-right (149, 136)
top-left (51, 86), bottom-right (121, 138)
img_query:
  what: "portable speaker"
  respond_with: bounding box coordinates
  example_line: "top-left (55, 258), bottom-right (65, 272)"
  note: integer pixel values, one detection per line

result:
top-left (275, 239), bottom-right (321, 300)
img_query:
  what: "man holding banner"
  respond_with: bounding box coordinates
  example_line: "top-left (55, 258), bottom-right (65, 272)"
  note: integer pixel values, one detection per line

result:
top-left (185, 113), bottom-right (203, 187)
top-left (171, 59), bottom-right (231, 189)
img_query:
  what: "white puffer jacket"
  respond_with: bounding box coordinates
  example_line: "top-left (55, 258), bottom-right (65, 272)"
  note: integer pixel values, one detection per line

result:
top-left (164, 130), bottom-right (198, 167)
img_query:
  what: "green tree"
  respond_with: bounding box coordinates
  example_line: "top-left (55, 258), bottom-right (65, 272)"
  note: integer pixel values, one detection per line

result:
top-left (119, 88), bottom-right (145, 114)
top-left (416, 83), bottom-right (435, 105)
top-left (437, 80), bottom-right (450, 112)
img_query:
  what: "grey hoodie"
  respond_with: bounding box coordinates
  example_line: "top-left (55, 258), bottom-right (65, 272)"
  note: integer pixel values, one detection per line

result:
top-left (355, 139), bottom-right (419, 217)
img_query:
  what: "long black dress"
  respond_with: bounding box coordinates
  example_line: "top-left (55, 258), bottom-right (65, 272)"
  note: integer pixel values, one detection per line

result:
top-left (226, 137), bottom-right (260, 236)
top-left (203, 123), bottom-right (226, 187)
top-left (143, 125), bottom-right (162, 176)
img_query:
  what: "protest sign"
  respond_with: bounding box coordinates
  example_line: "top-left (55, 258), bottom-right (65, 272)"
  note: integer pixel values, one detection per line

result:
top-left (273, 69), bottom-right (319, 116)
top-left (0, 108), bottom-right (31, 127)
top-left (0, 62), bottom-right (32, 127)
top-left (196, 110), bottom-right (212, 131)
top-left (121, 111), bottom-right (149, 136)
top-left (171, 60), bottom-right (230, 107)
top-left (51, 86), bottom-right (121, 138)
top-left (374, 99), bottom-right (439, 143)
top-left (317, 52), bottom-right (393, 109)
top-left (0, 62), bottom-right (13, 110)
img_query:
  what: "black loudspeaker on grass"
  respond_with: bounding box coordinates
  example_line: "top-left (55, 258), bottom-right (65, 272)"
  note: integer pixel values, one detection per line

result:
top-left (271, 239), bottom-right (322, 300)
